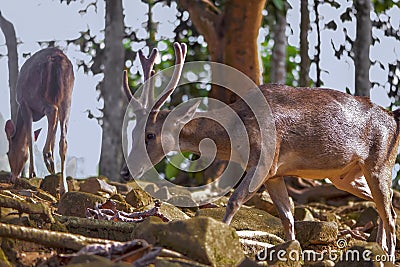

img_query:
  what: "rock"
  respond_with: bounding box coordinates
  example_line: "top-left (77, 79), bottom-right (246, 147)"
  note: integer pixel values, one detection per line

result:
top-left (256, 240), bottom-right (302, 267)
top-left (335, 242), bottom-right (394, 266)
top-left (79, 177), bottom-right (117, 197)
top-left (134, 216), bottom-right (245, 266)
top-left (140, 202), bottom-right (189, 221)
top-left (167, 195), bottom-right (197, 207)
top-left (58, 191), bottom-right (105, 217)
top-left (354, 206), bottom-right (379, 228)
top-left (153, 186), bottom-right (172, 200)
top-left (196, 207), bottom-right (284, 238)
top-left (40, 174), bottom-right (62, 197)
top-left (108, 181), bottom-right (132, 195)
top-left (0, 171), bottom-right (11, 183)
top-left (68, 254), bottom-right (132, 266)
top-left (237, 258), bottom-right (260, 267)
top-left (295, 221), bottom-right (338, 246)
top-left (125, 185), bottom-right (153, 209)
top-left (294, 207), bottom-right (314, 221)
top-left (247, 191), bottom-right (294, 218)
top-left (237, 230), bottom-right (284, 258)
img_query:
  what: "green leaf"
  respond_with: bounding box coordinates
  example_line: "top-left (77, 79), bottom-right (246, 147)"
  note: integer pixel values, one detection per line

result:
top-left (165, 162), bottom-right (179, 179)
top-left (272, 0), bottom-right (284, 11)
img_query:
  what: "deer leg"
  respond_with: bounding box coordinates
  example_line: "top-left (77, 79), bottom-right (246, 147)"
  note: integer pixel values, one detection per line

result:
top-left (58, 107), bottom-right (69, 195)
top-left (43, 105), bottom-right (58, 174)
top-left (364, 168), bottom-right (396, 260)
top-left (265, 177), bottom-right (295, 241)
top-left (21, 105), bottom-right (36, 178)
top-left (223, 167), bottom-right (263, 224)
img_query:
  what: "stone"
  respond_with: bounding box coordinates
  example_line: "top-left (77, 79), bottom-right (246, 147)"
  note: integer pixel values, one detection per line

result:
top-left (335, 242), bottom-right (394, 266)
top-left (237, 230), bottom-right (284, 258)
top-left (108, 181), bottom-right (132, 195)
top-left (40, 174), bottom-right (62, 197)
top-left (247, 191), bottom-right (294, 218)
top-left (68, 254), bottom-right (132, 266)
top-left (125, 186), bottom-right (153, 209)
top-left (140, 202), bottom-right (189, 221)
top-left (134, 216), bottom-right (244, 266)
top-left (79, 177), bottom-right (117, 196)
top-left (167, 195), bottom-right (197, 207)
top-left (256, 240), bottom-right (302, 267)
top-left (58, 191), bottom-right (105, 217)
top-left (294, 207), bottom-right (315, 221)
top-left (153, 186), bottom-right (172, 200)
top-left (354, 206), bottom-right (379, 228)
top-left (295, 221), bottom-right (338, 246)
top-left (196, 207), bottom-right (285, 238)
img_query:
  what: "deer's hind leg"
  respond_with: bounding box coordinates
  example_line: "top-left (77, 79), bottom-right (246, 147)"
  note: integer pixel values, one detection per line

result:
top-left (362, 164), bottom-right (396, 260)
top-left (58, 103), bottom-right (70, 195)
top-left (43, 105), bottom-right (58, 174)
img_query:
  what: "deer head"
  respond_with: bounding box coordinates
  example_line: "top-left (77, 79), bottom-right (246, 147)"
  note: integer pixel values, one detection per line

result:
top-left (121, 42), bottom-right (199, 180)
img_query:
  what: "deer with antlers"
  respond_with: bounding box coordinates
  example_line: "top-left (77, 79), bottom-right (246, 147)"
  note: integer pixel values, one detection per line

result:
top-left (121, 42), bottom-right (400, 260)
top-left (5, 47), bottom-right (74, 195)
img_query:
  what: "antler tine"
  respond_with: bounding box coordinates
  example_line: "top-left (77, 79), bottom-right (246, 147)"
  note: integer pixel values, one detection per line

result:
top-left (153, 42), bottom-right (187, 111)
top-left (123, 70), bottom-right (142, 108)
top-left (138, 48), bottom-right (158, 109)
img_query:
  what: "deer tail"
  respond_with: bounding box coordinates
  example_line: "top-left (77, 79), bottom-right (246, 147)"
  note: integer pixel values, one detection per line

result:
top-left (45, 55), bottom-right (64, 104)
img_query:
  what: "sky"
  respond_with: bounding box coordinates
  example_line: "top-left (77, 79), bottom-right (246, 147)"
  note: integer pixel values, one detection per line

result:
top-left (0, 0), bottom-right (399, 177)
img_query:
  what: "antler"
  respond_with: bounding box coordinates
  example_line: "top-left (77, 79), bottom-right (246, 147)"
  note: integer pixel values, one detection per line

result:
top-left (123, 43), bottom-right (187, 112)
top-left (122, 48), bottom-right (158, 111)
top-left (138, 48), bottom-right (158, 109)
top-left (153, 42), bottom-right (187, 111)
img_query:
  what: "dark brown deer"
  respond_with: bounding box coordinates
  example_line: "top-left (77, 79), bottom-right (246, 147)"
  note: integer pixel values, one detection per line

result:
top-left (121, 42), bottom-right (400, 261)
top-left (4, 47), bottom-right (74, 195)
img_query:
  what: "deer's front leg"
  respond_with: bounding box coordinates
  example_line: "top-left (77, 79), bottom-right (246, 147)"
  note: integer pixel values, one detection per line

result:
top-left (43, 105), bottom-right (58, 174)
top-left (265, 176), bottom-right (295, 241)
top-left (223, 167), bottom-right (264, 224)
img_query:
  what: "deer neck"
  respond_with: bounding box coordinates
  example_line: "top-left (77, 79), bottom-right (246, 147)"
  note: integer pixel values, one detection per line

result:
top-left (179, 110), bottom-right (232, 160)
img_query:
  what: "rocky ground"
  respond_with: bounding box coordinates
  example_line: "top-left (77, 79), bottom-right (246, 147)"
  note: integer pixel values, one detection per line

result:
top-left (0, 171), bottom-right (398, 266)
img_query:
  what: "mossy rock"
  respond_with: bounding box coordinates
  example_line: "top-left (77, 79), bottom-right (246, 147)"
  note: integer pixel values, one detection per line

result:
top-left (196, 206), bottom-right (285, 238)
top-left (134, 216), bottom-right (244, 266)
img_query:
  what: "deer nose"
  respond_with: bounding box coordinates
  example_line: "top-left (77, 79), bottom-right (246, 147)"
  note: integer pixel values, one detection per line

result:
top-left (120, 166), bottom-right (131, 181)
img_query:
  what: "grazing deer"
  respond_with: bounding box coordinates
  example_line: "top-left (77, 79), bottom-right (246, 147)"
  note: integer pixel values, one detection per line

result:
top-left (4, 47), bottom-right (74, 195)
top-left (121, 42), bottom-right (400, 260)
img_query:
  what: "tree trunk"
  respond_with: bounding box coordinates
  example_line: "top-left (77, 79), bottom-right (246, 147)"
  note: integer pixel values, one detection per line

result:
top-left (299, 0), bottom-right (310, 87)
top-left (271, 10), bottom-right (287, 84)
top-left (99, 0), bottom-right (125, 179)
top-left (0, 12), bottom-right (19, 122)
top-left (354, 0), bottom-right (371, 97)
top-left (179, 0), bottom-right (266, 104)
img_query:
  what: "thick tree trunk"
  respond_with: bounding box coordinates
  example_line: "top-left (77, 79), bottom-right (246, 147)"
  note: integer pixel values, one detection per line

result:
top-left (271, 10), bottom-right (287, 84)
top-left (299, 0), bottom-right (310, 87)
top-left (99, 0), bottom-right (125, 179)
top-left (179, 0), bottom-right (266, 104)
top-left (354, 0), bottom-right (371, 97)
top-left (0, 12), bottom-right (19, 122)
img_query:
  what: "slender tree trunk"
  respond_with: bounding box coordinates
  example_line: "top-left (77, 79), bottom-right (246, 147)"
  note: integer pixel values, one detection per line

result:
top-left (299, 0), bottom-right (310, 87)
top-left (354, 0), bottom-right (371, 96)
top-left (271, 10), bottom-right (287, 84)
top-left (313, 0), bottom-right (322, 87)
top-left (0, 12), bottom-right (19, 122)
top-left (179, 0), bottom-right (267, 104)
top-left (99, 0), bottom-right (125, 179)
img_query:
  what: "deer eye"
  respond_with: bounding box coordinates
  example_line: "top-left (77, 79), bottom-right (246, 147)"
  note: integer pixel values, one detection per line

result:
top-left (146, 133), bottom-right (155, 140)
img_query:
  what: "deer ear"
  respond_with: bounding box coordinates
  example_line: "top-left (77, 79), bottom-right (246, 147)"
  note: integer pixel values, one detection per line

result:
top-left (5, 120), bottom-right (15, 140)
top-left (34, 128), bottom-right (42, 142)
top-left (175, 100), bottom-right (201, 126)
